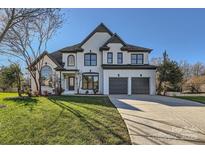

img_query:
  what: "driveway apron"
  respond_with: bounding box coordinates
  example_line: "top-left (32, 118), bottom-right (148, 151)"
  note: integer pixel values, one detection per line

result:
top-left (109, 95), bottom-right (205, 145)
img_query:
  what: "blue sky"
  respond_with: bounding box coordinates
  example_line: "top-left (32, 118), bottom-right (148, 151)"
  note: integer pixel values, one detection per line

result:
top-left (1, 8), bottom-right (205, 65)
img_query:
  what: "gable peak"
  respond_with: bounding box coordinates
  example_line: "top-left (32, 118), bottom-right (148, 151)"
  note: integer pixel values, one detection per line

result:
top-left (94, 23), bottom-right (113, 35)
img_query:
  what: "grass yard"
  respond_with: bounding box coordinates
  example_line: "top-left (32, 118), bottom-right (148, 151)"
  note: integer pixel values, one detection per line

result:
top-left (175, 96), bottom-right (205, 105)
top-left (0, 93), bottom-right (131, 145)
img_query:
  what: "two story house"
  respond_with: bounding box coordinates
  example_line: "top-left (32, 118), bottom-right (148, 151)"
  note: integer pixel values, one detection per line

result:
top-left (30, 23), bottom-right (157, 95)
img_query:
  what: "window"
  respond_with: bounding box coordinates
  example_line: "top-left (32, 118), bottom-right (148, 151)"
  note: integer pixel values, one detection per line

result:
top-left (67, 55), bottom-right (75, 66)
top-left (107, 52), bottom-right (113, 64)
top-left (82, 75), bottom-right (99, 90)
top-left (41, 66), bottom-right (53, 87)
top-left (131, 54), bottom-right (144, 64)
top-left (117, 53), bottom-right (123, 64)
top-left (84, 53), bottom-right (97, 66)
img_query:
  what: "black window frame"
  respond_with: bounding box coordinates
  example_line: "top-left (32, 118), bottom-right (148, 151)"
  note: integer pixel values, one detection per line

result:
top-left (84, 53), bottom-right (97, 66)
top-left (67, 55), bottom-right (75, 66)
top-left (117, 52), bottom-right (123, 64)
top-left (82, 74), bottom-right (99, 90)
top-left (107, 52), bottom-right (113, 64)
top-left (131, 54), bottom-right (144, 64)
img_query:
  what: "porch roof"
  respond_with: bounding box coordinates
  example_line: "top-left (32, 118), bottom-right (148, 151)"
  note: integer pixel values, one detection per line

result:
top-left (54, 67), bottom-right (79, 72)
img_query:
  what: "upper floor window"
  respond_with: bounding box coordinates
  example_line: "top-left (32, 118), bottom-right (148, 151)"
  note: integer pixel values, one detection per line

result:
top-left (41, 66), bottom-right (53, 87)
top-left (84, 53), bottom-right (97, 66)
top-left (107, 52), bottom-right (113, 64)
top-left (117, 53), bottom-right (123, 64)
top-left (67, 55), bottom-right (75, 66)
top-left (131, 54), bottom-right (144, 64)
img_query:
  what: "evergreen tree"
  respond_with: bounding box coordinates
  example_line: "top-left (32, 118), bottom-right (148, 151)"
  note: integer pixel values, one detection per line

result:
top-left (157, 51), bottom-right (183, 95)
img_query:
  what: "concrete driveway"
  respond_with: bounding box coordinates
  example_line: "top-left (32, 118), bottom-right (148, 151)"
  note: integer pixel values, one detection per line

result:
top-left (109, 95), bottom-right (205, 145)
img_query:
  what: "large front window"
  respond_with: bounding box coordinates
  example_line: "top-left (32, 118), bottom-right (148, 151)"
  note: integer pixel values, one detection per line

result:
top-left (131, 54), bottom-right (144, 64)
top-left (82, 75), bottom-right (99, 90)
top-left (41, 66), bottom-right (53, 87)
top-left (84, 53), bottom-right (97, 66)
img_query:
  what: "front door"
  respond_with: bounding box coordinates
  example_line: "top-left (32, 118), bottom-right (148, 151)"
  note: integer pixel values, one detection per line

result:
top-left (68, 76), bottom-right (75, 91)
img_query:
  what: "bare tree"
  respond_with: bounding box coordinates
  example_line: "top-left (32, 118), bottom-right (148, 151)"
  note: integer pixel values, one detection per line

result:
top-left (179, 60), bottom-right (192, 80)
top-left (191, 62), bottom-right (205, 77)
top-left (184, 76), bottom-right (205, 93)
top-left (0, 9), bottom-right (56, 43)
top-left (0, 9), bottom-right (64, 95)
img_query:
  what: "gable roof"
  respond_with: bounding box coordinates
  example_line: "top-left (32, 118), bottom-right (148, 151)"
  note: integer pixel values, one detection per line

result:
top-left (29, 51), bottom-right (63, 69)
top-left (103, 33), bottom-right (126, 45)
top-left (30, 23), bottom-right (153, 68)
top-left (59, 23), bottom-right (113, 53)
top-left (49, 50), bottom-right (63, 66)
top-left (59, 43), bottom-right (83, 53)
top-left (121, 44), bottom-right (153, 53)
top-left (58, 23), bottom-right (152, 53)
top-left (80, 23), bottom-right (113, 47)
top-left (100, 33), bottom-right (152, 53)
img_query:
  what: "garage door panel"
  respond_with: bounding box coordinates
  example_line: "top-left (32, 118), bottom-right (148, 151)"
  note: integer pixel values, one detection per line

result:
top-left (132, 78), bottom-right (149, 94)
top-left (109, 78), bottom-right (128, 94)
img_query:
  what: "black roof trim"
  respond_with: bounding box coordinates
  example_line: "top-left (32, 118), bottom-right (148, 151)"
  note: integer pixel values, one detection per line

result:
top-left (100, 33), bottom-right (126, 51)
top-left (102, 64), bottom-right (157, 69)
top-left (121, 44), bottom-right (152, 53)
top-left (54, 67), bottom-right (79, 71)
top-left (59, 23), bottom-right (113, 53)
top-left (82, 72), bottom-right (99, 75)
top-left (59, 43), bottom-right (83, 53)
top-left (29, 51), bottom-right (62, 69)
top-left (80, 23), bottom-right (113, 47)
top-left (100, 33), bottom-right (152, 53)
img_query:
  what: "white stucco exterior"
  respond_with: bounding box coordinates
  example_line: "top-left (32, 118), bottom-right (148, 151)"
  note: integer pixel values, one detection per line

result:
top-left (30, 23), bottom-right (156, 95)
top-left (30, 54), bottom-right (59, 94)
top-left (102, 43), bottom-right (149, 64)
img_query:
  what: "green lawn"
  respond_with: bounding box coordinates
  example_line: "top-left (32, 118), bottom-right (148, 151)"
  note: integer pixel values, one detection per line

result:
top-left (175, 96), bottom-right (205, 105)
top-left (0, 93), bottom-right (131, 145)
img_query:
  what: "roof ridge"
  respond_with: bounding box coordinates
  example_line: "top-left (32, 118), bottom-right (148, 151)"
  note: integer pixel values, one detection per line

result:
top-left (100, 32), bottom-right (126, 48)
top-left (79, 23), bottom-right (113, 47)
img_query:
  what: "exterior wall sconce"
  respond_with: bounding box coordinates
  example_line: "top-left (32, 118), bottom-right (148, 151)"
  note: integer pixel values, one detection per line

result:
top-left (140, 74), bottom-right (142, 77)
top-left (117, 74), bottom-right (120, 77)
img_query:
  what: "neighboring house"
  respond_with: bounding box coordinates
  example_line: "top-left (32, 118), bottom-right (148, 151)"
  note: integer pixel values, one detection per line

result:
top-left (30, 23), bottom-right (157, 95)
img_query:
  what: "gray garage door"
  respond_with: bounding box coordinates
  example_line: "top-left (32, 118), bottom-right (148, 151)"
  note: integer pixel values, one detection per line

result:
top-left (109, 77), bottom-right (128, 94)
top-left (131, 77), bottom-right (150, 94)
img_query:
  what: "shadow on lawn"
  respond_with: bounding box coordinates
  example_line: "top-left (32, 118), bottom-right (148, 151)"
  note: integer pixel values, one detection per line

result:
top-left (47, 97), bottom-right (131, 144)
top-left (48, 95), bottom-right (113, 107)
top-left (3, 96), bottom-right (38, 111)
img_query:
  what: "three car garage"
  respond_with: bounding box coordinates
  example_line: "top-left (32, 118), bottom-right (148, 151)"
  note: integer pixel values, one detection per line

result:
top-left (109, 77), bottom-right (150, 95)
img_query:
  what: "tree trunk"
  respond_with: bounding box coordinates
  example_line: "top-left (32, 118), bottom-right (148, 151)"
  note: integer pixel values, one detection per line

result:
top-left (38, 71), bottom-right (42, 95)
top-left (28, 68), bottom-right (39, 96)
top-left (17, 73), bottom-right (22, 97)
top-left (157, 80), bottom-right (162, 95)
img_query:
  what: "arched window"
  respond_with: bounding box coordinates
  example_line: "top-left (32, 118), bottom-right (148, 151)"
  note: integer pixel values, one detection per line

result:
top-left (41, 65), bottom-right (53, 87)
top-left (67, 55), bottom-right (75, 66)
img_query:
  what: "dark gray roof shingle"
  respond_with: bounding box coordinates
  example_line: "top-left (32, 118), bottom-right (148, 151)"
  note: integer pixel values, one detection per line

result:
top-left (100, 33), bottom-right (152, 53)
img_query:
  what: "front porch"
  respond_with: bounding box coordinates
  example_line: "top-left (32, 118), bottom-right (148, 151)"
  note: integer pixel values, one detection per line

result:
top-left (61, 70), bottom-right (79, 95)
